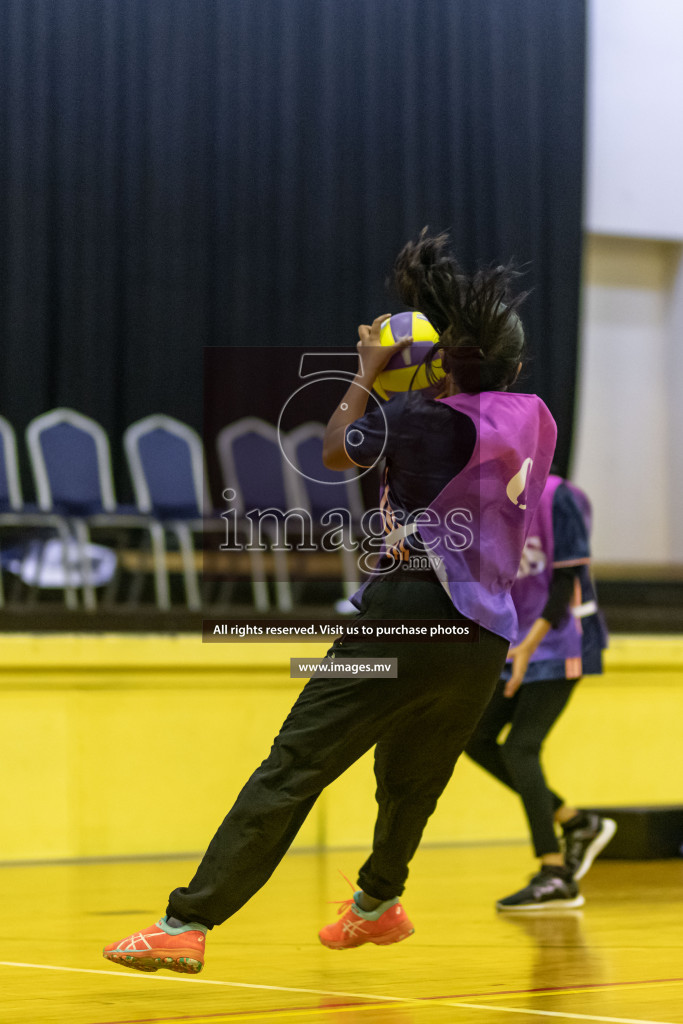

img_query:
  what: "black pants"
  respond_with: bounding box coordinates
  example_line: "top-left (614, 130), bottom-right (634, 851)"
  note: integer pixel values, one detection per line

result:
top-left (465, 677), bottom-right (577, 857)
top-left (167, 574), bottom-right (509, 928)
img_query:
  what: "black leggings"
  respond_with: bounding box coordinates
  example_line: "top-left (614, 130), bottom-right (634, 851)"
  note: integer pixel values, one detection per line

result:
top-left (465, 677), bottom-right (578, 857)
top-left (167, 574), bottom-right (509, 927)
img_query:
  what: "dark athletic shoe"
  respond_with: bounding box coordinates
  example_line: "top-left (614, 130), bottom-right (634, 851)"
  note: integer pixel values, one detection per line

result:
top-left (563, 813), bottom-right (617, 880)
top-left (496, 867), bottom-right (585, 912)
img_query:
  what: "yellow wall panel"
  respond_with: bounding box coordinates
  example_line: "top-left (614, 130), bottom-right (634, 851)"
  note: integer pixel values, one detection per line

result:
top-left (1, 695), bottom-right (72, 859)
top-left (2, 634), bottom-right (683, 862)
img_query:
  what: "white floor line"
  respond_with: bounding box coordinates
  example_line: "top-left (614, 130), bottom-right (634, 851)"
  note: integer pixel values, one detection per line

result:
top-left (0, 961), bottom-right (412, 1002)
top-left (0, 961), bottom-right (676, 1024)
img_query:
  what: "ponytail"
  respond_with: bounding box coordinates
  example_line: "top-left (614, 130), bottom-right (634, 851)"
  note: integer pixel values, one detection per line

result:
top-left (393, 229), bottom-right (527, 394)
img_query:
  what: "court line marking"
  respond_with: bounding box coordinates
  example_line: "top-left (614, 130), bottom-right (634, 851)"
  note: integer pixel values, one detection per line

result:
top-left (431, 978), bottom-right (683, 1003)
top-left (0, 961), bottom-right (409, 1000)
top-left (0, 961), bottom-right (678, 1024)
top-left (437, 1003), bottom-right (678, 1024)
top-left (86, 1006), bottom-right (416, 1024)
top-left (89, 1004), bottom-right (683, 1024)
top-left (72, 979), bottom-right (683, 1024)
top-left (83, 976), bottom-right (683, 1020)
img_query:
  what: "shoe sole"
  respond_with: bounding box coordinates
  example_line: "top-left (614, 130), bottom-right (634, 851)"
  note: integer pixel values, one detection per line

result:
top-left (319, 924), bottom-right (415, 949)
top-left (103, 950), bottom-right (203, 974)
top-left (572, 818), bottom-right (617, 880)
top-left (496, 894), bottom-right (585, 913)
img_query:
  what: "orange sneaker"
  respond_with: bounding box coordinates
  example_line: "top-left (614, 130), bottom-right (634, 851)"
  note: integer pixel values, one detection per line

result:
top-left (319, 893), bottom-right (414, 950)
top-left (103, 917), bottom-right (207, 974)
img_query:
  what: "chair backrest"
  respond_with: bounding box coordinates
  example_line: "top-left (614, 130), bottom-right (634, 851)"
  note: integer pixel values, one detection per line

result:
top-left (282, 422), bottom-right (364, 523)
top-left (124, 414), bottom-right (211, 518)
top-left (216, 417), bottom-right (301, 516)
top-left (0, 415), bottom-right (23, 511)
top-left (26, 408), bottom-right (116, 514)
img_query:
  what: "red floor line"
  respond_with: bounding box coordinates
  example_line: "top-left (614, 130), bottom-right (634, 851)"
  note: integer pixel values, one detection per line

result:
top-left (423, 975), bottom-right (683, 1001)
top-left (87, 1000), bottom-right (381, 1024)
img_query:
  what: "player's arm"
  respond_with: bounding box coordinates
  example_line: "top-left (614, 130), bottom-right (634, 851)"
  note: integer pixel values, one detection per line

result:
top-left (504, 567), bottom-right (576, 696)
top-left (505, 485), bottom-right (588, 697)
top-left (322, 314), bottom-right (410, 469)
top-left (504, 618), bottom-right (552, 697)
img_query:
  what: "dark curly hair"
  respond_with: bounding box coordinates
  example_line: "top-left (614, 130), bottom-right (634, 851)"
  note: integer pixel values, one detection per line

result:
top-left (393, 228), bottom-right (527, 394)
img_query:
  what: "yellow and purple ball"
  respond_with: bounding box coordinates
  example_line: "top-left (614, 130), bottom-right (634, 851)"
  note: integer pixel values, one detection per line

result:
top-left (372, 311), bottom-right (444, 401)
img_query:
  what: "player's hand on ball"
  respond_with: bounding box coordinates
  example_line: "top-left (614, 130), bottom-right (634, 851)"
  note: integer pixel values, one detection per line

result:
top-left (358, 313), bottom-right (393, 346)
top-left (357, 314), bottom-right (412, 380)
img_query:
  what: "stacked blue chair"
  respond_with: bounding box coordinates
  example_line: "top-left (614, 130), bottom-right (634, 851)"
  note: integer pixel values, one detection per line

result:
top-left (215, 417), bottom-right (300, 612)
top-left (124, 414), bottom-right (212, 610)
top-left (125, 414), bottom-right (271, 611)
top-left (0, 414), bottom-right (77, 608)
top-left (26, 408), bottom-right (169, 610)
top-left (281, 422), bottom-right (364, 599)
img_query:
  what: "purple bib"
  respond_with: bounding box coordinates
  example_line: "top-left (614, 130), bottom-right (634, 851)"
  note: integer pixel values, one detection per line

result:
top-left (417, 392), bottom-right (557, 641)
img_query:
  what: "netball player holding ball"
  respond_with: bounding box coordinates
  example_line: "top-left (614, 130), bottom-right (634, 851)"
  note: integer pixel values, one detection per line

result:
top-left (104, 231), bottom-right (557, 974)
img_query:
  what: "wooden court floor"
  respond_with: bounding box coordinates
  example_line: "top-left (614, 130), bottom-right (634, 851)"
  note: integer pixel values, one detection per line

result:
top-left (3, 843), bottom-right (683, 1024)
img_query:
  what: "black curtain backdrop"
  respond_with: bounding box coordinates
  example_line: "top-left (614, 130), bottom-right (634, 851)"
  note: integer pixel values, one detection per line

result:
top-left (0, 0), bottom-right (585, 499)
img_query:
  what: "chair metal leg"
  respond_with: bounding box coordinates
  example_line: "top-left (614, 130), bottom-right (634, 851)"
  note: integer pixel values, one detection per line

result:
top-left (53, 520), bottom-right (79, 610)
top-left (173, 522), bottom-right (201, 611)
top-left (73, 519), bottom-right (97, 611)
top-left (271, 547), bottom-right (293, 612)
top-left (340, 529), bottom-right (360, 599)
top-left (149, 522), bottom-right (171, 610)
top-left (26, 539), bottom-right (49, 609)
top-left (247, 546), bottom-right (269, 611)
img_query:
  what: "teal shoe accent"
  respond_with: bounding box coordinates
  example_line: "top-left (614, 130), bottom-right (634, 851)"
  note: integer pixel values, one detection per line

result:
top-left (352, 892), bottom-right (400, 920)
top-left (158, 915), bottom-right (208, 936)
